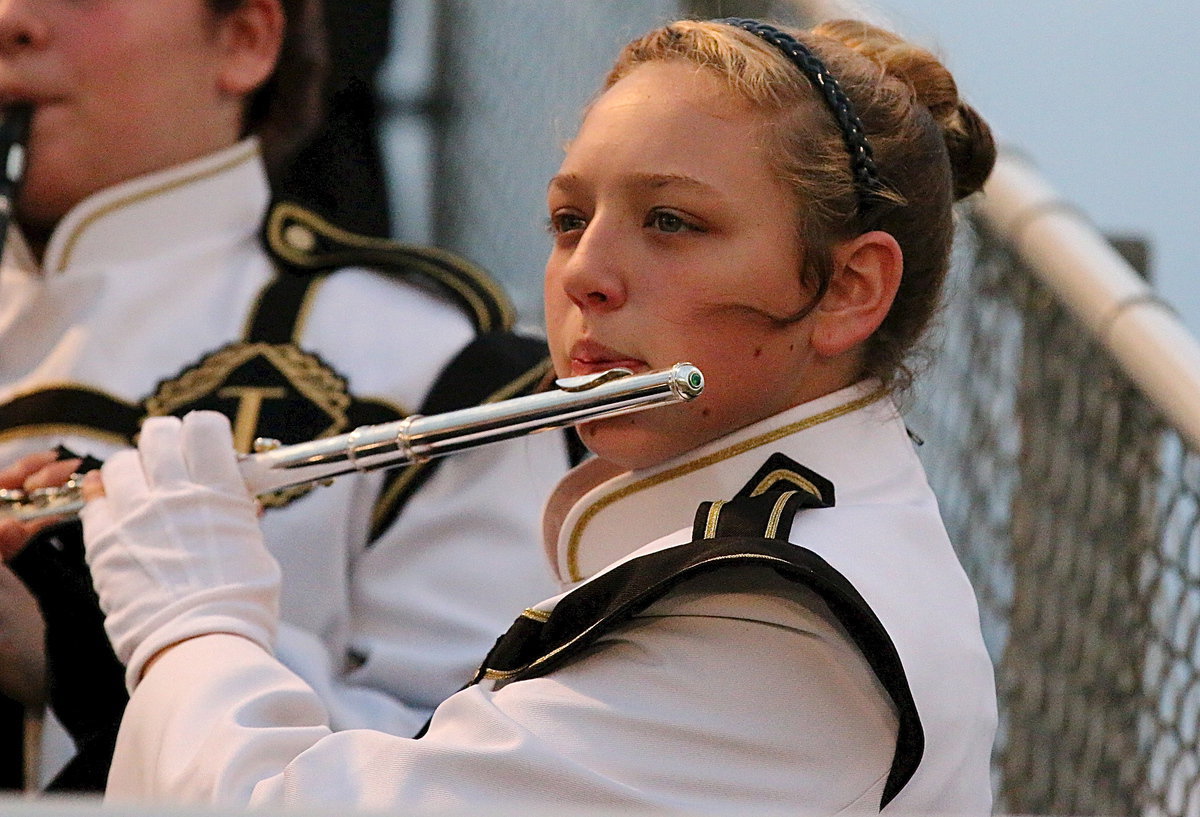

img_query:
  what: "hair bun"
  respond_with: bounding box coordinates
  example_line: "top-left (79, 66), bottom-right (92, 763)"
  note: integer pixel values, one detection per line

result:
top-left (814, 20), bottom-right (996, 200)
top-left (940, 102), bottom-right (995, 199)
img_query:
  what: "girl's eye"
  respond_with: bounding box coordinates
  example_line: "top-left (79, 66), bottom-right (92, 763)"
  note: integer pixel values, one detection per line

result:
top-left (646, 209), bottom-right (701, 234)
top-left (548, 212), bottom-right (587, 235)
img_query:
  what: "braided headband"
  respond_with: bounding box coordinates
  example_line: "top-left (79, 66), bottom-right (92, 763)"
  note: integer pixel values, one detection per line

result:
top-left (717, 18), bottom-right (883, 214)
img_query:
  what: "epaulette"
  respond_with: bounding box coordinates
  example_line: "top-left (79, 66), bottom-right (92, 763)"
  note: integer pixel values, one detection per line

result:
top-left (262, 200), bottom-right (516, 334)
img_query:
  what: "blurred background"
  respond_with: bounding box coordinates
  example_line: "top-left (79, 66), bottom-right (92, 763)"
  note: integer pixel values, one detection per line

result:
top-left (876, 0), bottom-right (1200, 333)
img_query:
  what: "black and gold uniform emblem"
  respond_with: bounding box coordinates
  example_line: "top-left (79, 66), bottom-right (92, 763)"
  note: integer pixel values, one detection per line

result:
top-left (144, 342), bottom-right (359, 508)
top-left (0, 201), bottom-right (552, 526)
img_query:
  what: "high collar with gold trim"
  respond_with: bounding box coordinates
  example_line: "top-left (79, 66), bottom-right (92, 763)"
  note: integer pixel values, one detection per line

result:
top-left (547, 380), bottom-right (911, 585)
top-left (34, 139), bottom-right (266, 277)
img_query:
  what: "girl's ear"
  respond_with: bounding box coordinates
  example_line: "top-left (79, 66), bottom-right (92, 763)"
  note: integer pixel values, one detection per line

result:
top-left (808, 231), bottom-right (903, 359)
top-left (215, 0), bottom-right (285, 98)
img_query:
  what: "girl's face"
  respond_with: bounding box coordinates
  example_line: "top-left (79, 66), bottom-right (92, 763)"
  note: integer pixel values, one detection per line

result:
top-left (545, 60), bottom-right (841, 471)
top-left (0, 0), bottom-right (267, 238)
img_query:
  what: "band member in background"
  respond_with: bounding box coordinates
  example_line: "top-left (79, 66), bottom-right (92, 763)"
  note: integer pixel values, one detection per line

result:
top-left (0, 0), bottom-right (566, 791)
top-left (73, 16), bottom-right (997, 814)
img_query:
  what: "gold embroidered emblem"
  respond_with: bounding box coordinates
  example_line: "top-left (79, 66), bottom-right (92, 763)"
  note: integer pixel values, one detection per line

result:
top-left (145, 342), bottom-right (354, 508)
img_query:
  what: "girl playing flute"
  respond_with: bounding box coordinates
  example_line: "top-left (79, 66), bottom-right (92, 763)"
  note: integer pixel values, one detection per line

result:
top-left (77, 16), bottom-right (997, 814)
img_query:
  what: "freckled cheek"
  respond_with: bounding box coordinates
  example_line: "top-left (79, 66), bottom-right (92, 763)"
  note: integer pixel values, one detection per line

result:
top-left (542, 287), bottom-right (571, 332)
top-left (542, 265), bottom-right (565, 302)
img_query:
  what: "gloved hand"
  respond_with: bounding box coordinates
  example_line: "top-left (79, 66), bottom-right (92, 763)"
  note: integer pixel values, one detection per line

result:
top-left (80, 412), bottom-right (280, 692)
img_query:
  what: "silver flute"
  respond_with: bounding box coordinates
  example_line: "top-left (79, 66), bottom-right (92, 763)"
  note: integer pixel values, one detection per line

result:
top-left (0, 363), bottom-right (704, 522)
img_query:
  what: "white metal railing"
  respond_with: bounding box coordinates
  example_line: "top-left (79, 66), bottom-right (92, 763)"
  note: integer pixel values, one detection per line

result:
top-left (976, 152), bottom-right (1200, 453)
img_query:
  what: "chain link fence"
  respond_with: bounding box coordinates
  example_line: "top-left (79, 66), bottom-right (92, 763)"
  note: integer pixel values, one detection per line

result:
top-left (907, 212), bottom-right (1200, 816)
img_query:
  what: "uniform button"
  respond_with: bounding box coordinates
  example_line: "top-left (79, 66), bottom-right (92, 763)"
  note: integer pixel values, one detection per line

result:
top-left (284, 223), bottom-right (317, 252)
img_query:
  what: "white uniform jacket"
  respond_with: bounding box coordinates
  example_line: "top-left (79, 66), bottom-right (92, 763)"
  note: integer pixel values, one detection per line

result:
top-left (108, 380), bottom-right (997, 814)
top-left (0, 141), bottom-right (565, 745)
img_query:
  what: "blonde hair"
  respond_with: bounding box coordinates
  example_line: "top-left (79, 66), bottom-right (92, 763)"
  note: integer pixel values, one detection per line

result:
top-left (605, 19), bottom-right (996, 390)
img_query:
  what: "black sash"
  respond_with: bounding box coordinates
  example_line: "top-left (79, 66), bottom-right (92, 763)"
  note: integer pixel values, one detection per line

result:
top-left (462, 462), bottom-right (923, 809)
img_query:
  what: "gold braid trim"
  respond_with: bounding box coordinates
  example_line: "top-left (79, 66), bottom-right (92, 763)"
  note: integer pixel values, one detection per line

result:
top-left (566, 387), bottom-right (887, 582)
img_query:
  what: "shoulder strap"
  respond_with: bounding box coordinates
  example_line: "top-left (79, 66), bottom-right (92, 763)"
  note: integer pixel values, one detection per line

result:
top-left (414, 332), bottom-right (552, 416)
top-left (367, 332), bottom-right (556, 543)
top-left (238, 258), bottom-right (405, 430)
top-left (262, 200), bottom-right (516, 334)
top-left (0, 387), bottom-right (142, 447)
top-left (243, 267), bottom-right (329, 346)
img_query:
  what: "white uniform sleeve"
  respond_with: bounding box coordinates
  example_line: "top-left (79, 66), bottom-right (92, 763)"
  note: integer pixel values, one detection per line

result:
top-left (262, 273), bottom-right (567, 737)
top-left (109, 566), bottom-right (898, 814)
top-left (267, 430), bottom-right (566, 739)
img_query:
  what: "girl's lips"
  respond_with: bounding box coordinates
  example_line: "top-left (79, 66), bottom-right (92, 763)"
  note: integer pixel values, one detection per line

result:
top-left (567, 340), bottom-right (648, 376)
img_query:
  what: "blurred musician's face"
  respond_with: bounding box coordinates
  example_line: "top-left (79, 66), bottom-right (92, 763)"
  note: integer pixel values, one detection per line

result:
top-left (544, 61), bottom-right (846, 471)
top-left (0, 0), bottom-right (278, 247)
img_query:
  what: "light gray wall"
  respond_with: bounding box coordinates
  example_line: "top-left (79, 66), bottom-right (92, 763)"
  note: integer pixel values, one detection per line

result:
top-left (879, 0), bottom-right (1200, 331)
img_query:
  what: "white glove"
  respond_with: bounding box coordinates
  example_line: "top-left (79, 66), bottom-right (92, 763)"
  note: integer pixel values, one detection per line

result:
top-left (81, 412), bottom-right (280, 692)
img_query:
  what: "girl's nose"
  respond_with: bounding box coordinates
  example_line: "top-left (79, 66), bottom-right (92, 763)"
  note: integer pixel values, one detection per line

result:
top-left (0, 2), bottom-right (50, 57)
top-left (557, 220), bottom-right (628, 313)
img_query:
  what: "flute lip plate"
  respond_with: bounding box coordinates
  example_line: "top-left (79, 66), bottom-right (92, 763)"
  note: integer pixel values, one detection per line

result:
top-left (554, 368), bottom-right (634, 392)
